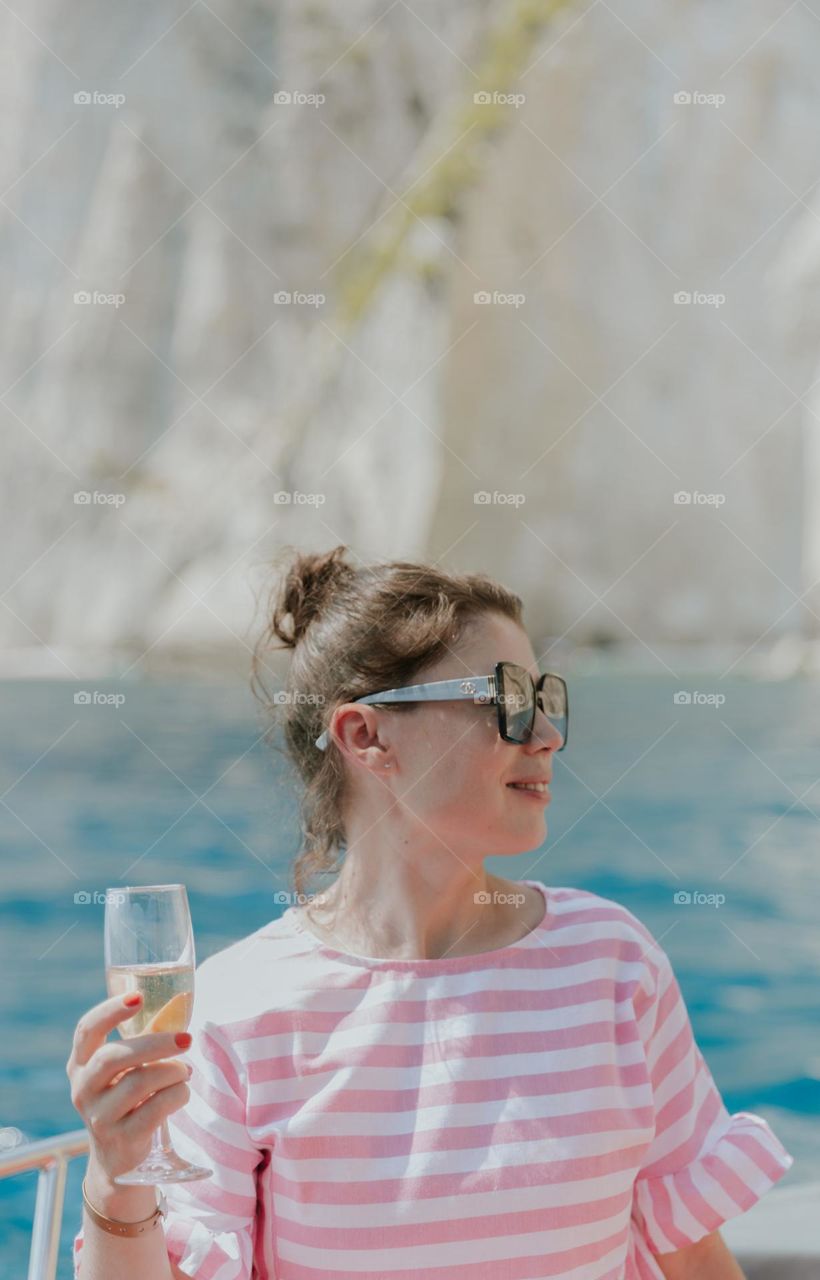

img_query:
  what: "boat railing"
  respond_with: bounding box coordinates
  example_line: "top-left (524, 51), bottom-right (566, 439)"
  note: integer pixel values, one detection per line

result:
top-left (0, 1126), bottom-right (89, 1280)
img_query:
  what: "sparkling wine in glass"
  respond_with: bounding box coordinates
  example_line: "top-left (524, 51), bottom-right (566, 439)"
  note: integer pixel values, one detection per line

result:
top-left (104, 883), bottom-right (212, 1184)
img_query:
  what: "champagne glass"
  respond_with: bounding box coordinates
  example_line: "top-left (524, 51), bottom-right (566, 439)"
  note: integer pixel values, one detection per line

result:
top-left (104, 883), bottom-right (212, 1184)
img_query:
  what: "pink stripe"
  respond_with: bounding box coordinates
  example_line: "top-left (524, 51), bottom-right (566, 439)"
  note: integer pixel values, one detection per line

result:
top-left (234, 977), bottom-right (645, 1038)
top-left (200, 1024), bottom-right (245, 1098)
top-left (723, 1123), bottom-right (794, 1182)
top-left (249, 1018), bottom-right (643, 1083)
top-left (190, 1064), bottom-right (246, 1126)
top-left (273, 1187), bottom-right (633, 1250)
top-left (275, 1226), bottom-right (626, 1280)
top-left (271, 1141), bottom-right (649, 1204)
top-left (172, 1106), bottom-right (261, 1184)
top-left (249, 1060), bottom-right (649, 1126)
top-left (273, 1104), bottom-right (654, 1161)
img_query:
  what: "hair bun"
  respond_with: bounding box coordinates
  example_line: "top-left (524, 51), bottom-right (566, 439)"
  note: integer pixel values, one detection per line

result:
top-left (271, 545), bottom-right (355, 647)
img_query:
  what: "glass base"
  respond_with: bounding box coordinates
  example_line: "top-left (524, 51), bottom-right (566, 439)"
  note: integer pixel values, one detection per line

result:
top-left (113, 1149), bottom-right (213, 1185)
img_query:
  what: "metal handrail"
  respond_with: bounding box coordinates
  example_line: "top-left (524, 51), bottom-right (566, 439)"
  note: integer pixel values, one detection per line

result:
top-left (0, 1127), bottom-right (89, 1280)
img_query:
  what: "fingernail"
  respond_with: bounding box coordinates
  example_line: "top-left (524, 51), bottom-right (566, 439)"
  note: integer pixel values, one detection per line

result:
top-left (185, 1064), bottom-right (193, 1077)
top-left (123, 993), bottom-right (142, 1008)
top-left (175, 1032), bottom-right (192, 1049)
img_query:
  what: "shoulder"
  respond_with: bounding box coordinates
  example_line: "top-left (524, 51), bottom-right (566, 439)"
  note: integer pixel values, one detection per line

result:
top-left (189, 909), bottom-right (318, 1030)
top-left (537, 883), bottom-right (670, 980)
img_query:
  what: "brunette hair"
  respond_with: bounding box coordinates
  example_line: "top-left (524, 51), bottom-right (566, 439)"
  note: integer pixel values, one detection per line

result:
top-left (250, 545), bottom-right (524, 902)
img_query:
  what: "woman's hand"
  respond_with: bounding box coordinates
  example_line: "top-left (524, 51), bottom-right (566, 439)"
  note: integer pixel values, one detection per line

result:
top-left (66, 992), bottom-right (193, 1185)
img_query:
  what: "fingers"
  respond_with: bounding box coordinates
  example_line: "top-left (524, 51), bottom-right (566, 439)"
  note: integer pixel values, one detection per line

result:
top-left (68, 993), bottom-right (149, 1070)
top-left (120, 1080), bottom-right (192, 1141)
top-left (91, 1059), bottom-right (193, 1129)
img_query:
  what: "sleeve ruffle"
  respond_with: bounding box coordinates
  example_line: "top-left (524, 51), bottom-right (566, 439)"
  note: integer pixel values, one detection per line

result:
top-left (631, 1109), bottom-right (794, 1257)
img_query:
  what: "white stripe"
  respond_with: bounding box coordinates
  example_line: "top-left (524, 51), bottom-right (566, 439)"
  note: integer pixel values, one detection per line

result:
top-left (273, 1203), bottom-right (630, 1272)
top-left (274, 1081), bottom-right (654, 1138)
top-left (250, 1039), bottom-right (649, 1104)
top-left (271, 1123), bottom-right (653, 1183)
top-left (239, 996), bottom-right (639, 1059)
top-left (272, 1165), bottom-right (638, 1227)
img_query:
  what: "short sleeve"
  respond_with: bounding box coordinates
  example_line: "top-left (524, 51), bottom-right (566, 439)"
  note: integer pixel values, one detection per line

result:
top-left (72, 1016), bottom-right (264, 1279)
top-left (630, 937), bottom-right (794, 1257)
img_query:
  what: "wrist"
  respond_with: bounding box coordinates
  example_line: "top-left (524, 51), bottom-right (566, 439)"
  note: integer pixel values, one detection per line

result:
top-left (85, 1158), bottom-right (159, 1222)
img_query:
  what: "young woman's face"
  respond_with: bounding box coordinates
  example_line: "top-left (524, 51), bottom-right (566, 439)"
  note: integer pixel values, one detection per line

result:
top-left (357, 612), bottom-right (564, 857)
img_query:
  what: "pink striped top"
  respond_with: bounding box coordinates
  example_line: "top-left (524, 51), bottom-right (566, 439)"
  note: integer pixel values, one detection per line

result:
top-left (73, 881), bottom-right (793, 1279)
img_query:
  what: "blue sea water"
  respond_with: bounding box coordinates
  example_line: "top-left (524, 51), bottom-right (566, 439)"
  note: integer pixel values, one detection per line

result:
top-left (0, 673), bottom-right (816, 1277)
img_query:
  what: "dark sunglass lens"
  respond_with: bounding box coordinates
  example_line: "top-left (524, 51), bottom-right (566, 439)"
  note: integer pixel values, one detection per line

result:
top-left (500, 664), bottom-right (534, 742)
top-left (537, 675), bottom-right (567, 750)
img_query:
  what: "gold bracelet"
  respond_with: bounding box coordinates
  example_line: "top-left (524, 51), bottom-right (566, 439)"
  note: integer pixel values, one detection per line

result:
top-left (82, 1176), bottom-right (166, 1238)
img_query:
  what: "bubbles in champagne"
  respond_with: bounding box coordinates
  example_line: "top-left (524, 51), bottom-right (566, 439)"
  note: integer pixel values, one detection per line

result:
top-left (107, 963), bottom-right (194, 1038)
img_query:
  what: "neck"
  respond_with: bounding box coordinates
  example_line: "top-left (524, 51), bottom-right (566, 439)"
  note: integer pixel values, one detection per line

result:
top-left (304, 856), bottom-right (531, 961)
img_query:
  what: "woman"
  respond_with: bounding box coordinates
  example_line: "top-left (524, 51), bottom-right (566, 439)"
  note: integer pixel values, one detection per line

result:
top-left (69, 545), bottom-right (793, 1279)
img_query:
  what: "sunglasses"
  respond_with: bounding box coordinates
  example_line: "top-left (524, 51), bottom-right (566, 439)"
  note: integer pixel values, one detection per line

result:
top-left (314, 662), bottom-right (568, 751)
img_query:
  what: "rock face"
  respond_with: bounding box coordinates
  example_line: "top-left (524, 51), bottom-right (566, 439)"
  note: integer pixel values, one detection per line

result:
top-left (2, 0), bottom-right (819, 673)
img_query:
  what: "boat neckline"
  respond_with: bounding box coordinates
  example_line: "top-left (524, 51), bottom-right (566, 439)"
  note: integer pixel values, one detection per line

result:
top-left (283, 879), bottom-right (552, 972)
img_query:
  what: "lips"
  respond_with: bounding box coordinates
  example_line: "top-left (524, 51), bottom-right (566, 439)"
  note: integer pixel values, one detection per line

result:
top-left (507, 780), bottom-right (551, 795)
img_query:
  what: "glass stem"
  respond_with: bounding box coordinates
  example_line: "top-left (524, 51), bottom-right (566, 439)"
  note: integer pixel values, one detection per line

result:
top-left (150, 1119), bottom-right (174, 1156)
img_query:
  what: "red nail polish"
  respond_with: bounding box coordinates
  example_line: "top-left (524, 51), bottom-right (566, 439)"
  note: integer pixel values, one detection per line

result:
top-left (175, 1032), bottom-right (192, 1049)
top-left (123, 993), bottom-right (142, 1008)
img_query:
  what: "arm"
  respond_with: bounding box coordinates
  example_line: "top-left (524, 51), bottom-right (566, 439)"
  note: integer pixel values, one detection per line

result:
top-left (655, 1230), bottom-right (746, 1280)
top-left (78, 1155), bottom-right (177, 1280)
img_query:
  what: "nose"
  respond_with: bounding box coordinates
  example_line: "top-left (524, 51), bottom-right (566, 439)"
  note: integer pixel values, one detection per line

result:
top-left (530, 705), bottom-right (565, 752)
